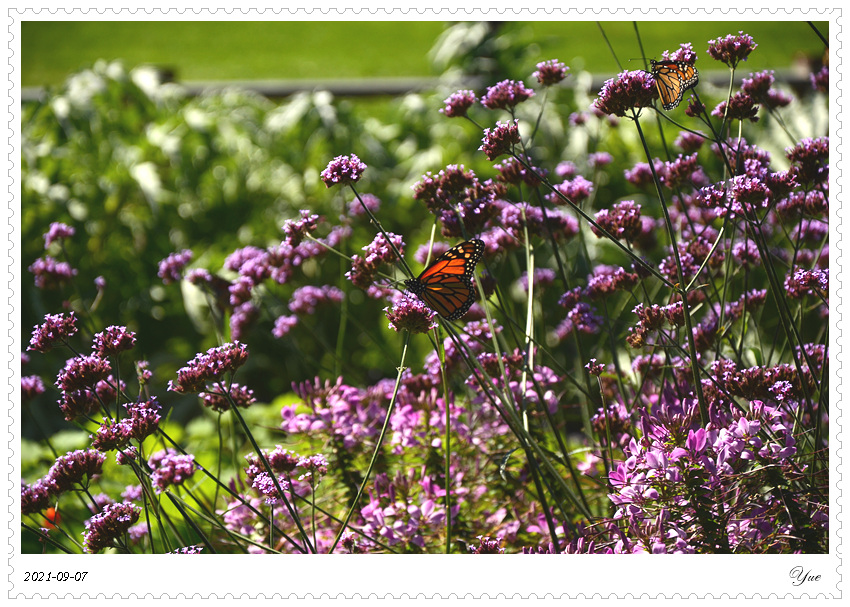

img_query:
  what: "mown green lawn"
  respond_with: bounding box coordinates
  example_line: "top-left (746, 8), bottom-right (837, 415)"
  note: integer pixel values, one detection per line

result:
top-left (22, 20), bottom-right (829, 87)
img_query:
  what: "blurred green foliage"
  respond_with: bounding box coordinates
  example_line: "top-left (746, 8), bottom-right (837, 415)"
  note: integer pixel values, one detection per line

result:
top-left (22, 20), bottom-right (828, 86)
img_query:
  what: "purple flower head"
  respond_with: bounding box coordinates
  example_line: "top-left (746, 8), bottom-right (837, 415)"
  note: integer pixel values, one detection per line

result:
top-left (707, 32), bottom-right (758, 68)
top-left (229, 302), bottom-right (258, 341)
top-left (741, 70), bottom-right (776, 102)
top-left (157, 249), bottom-right (193, 285)
top-left (227, 275), bottom-right (254, 308)
top-left (731, 239), bottom-right (761, 268)
top-left (722, 290), bottom-right (768, 323)
top-left (776, 190), bottom-right (821, 222)
top-left (168, 341), bottom-right (249, 394)
top-left (243, 446), bottom-right (301, 485)
top-left (272, 314), bottom-right (298, 338)
top-left (43, 222), bottom-right (75, 249)
top-left (56, 354), bottom-right (111, 393)
top-left (585, 265), bottom-right (639, 299)
top-left (57, 388), bottom-right (98, 421)
top-left (624, 161), bottom-right (661, 187)
top-left (22, 375), bottom-right (46, 403)
top-left (589, 151), bottom-right (613, 168)
top-left (21, 479), bottom-right (55, 516)
top-left (480, 79), bottom-right (535, 110)
top-left (468, 535), bottom-right (505, 554)
top-left (533, 60), bottom-right (569, 87)
top-left (494, 155), bottom-right (547, 187)
top-left (82, 502), bottom-right (141, 553)
top-left (266, 446), bottom-right (301, 474)
top-left (91, 418), bottom-right (133, 452)
top-left (555, 161), bottom-right (577, 178)
top-left (675, 130), bottom-right (707, 154)
top-left (199, 382), bottom-right (256, 412)
top-left (347, 233), bottom-right (404, 291)
top-left (225, 246), bottom-right (265, 273)
top-left (585, 359), bottom-right (604, 376)
top-left (518, 268), bottom-right (556, 293)
top-left (592, 200), bottom-right (643, 242)
top-left (479, 120), bottom-right (521, 161)
top-left (440, 89), bottom-right (477, 118)
top-left (786, 136), bottom-right (829, 187)
top-left (567, 302), bottom-right (603, 335)
top-left (92, 326), bottom-right (136, 357)
top-left (28, 256), bottom-right (77, 289)
top-left (115, 446), bottom-right (139, 466)
top-left (660, 235), bottom-right (723, 283)
top-left (91, 373), bottom-right (122, 403)
top-left (769, 380), bottom-right (795, 403)
top-left (148, 448), bottom-right (197, 493)
top-left (297, 454), bottom-right (329, 482)
top-left (412, 164), bottom-right (489, 214)
top-left (283, 378), bottom-right (382, 450)
top-left (168, 545), bottom-right (204, 554)
top-left (414, 242), bottom-right (450, 266)
top-left (594, 70), bottom-right (656, 117)
top-left (436, 179), bottom-right (500, 238)
top-left (47, 449), bottom-right (106, 494)
top-left (711, 92), bottom-right (760, 122)
top-left (348, 193), bottom-right (381, 217)
top-left (765, 89), bottom-right (793, 109)
top-left (785, 268), bottom-right (828, 299)
top-left (497, 202), bottom-right (579, 244)
top-left (288, 285), bottom-right (344, 315)
top-left (660, 153), bottom-right (702, 189)
top-left (731, 175), bottom-right (771, 213)
top-left (123, 397), bottom-right (162, 441)
top-left (684, 96), bottom-right (707, 118)
top-left (345, 256), bottom-right (375, 291)
top-left (340, 532), bottom-right (367, 554)
top-left (135, 360), bottom-right (153, 386)
top-left (364, 232), bottom-right (404, 267)
top-left (28, 312), bottom-right (78, 353)
top-left (385, 295), bottom-right (438, 334)
top-left (281, 210), bottom-right (320, 246)
top-left (662, 43), bottom-right (698, 65)
top-left (320, 154), bottom-right (367, 188)
top-left (252, 471), bottom-right (291, 505)
top-left (811, 65), bottom-right (828, 93)
top-left (791, 218), bottom-right (828, 243)
top-left (94, 374), bottom-right (126, 402)
top-left (549, 175), bottom-right (594, 204)
top-left (567, 112), bottom-right (589, 128)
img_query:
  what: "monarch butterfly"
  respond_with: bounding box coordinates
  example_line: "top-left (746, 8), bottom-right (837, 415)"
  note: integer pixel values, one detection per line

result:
top-left (649, 59), bottom-right (699, 110)
top-left (404, 239), bottom-right (485, 320)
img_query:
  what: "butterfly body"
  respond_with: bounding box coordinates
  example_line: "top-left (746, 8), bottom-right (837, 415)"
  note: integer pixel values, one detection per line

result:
top-left (405, 239), bottom-right (485, 320)
top-left (649, 59), bottom-right (699, 110)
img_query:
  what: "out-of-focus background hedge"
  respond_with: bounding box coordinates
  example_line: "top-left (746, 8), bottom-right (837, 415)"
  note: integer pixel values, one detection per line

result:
top-left (21, 20), bottom-right (829, 439)
top-left (22, 21), bottom-right (827, 85)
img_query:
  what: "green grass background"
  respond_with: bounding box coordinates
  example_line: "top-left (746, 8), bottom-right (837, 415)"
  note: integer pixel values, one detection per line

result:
top-left (22, 20), bottom-right (829, 87)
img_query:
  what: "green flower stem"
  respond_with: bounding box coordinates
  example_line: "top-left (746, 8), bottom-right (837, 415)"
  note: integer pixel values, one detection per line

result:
top-left (329, 331), bottom-right (410, 553)
top-left (631, 114), bottom-right (709, 424)
top-left (213, 402), bottom-right (315, 553)
top-left (435, 326), bottom-right (453, 553)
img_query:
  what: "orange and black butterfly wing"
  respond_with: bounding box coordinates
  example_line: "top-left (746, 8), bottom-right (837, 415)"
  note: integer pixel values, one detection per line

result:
top-left (413, 276), bottom-right (476, 320)
top-left (405, 239), bottom-right (485, 320)
top-left (650, 60), bottom-right (699, 110)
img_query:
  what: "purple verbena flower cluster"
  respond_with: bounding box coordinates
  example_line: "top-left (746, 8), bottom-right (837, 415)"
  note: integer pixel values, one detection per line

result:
top-left (168, 341), bottom-right (249, 394)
